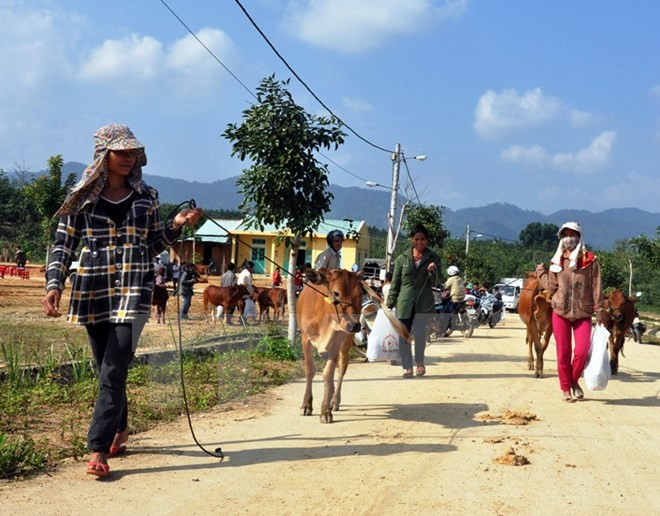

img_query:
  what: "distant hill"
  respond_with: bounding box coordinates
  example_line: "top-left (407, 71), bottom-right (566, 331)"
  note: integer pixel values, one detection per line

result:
top-left (62, 162), bottom-right (659, 250)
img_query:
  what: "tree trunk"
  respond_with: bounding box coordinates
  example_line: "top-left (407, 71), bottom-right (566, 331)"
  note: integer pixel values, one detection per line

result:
top-left (287, 234), bottom-right (301, 344)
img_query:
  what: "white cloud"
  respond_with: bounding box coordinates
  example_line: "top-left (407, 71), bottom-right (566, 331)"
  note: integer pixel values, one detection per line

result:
top-left (78, 28), bottom-right (234, 95)
top-left (282, 0), bottom-right (467, 53)
top-left (499, 144), bottom-right (548, 166)
top-left (552, 131), bottom-right (616, 171)
top-left (166, 28), bottom-right (234, 73)
top-left (501, 131), bottom-right (616, 173)
top-left (79, 34), bottom-right (163, 81)
top-left (474, 87), bottom-right (594, 139)
top-left (341, 97), bottom-right (373, 113)
top-left (0, 6), bottom-right (78, 98)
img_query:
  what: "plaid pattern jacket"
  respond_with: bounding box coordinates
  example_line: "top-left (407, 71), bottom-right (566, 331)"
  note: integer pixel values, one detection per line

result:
top-left (46, 186), bottom-right (179, 325)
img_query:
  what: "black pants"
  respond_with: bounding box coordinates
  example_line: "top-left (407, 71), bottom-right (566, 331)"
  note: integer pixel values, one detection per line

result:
top-left (85, 316), bottom-right (147, 453)
top-left (398, 312), bottom-right (431, 371)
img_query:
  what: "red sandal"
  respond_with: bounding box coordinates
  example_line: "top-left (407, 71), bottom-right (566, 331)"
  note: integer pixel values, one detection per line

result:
top-left (416, 366), bottom-right (426, 377)
top-left (108, 443), bottom-right (126, 458)
top-left (86, 461), bottom-right (110, 478)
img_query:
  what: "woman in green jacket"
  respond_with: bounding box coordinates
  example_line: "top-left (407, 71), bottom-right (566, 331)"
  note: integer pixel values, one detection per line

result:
top-left (386, 224), bottom-right (440, 378)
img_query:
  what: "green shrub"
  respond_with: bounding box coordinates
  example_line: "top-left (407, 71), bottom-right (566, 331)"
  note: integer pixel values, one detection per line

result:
top-left (255, 325), bottom-right (296, 361)
top-left (0, 433), bottom-right (48, 479)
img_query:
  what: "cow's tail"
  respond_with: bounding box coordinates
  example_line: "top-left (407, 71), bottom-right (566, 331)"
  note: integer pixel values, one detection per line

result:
top-left (361, 280), bottom-right (411, 342)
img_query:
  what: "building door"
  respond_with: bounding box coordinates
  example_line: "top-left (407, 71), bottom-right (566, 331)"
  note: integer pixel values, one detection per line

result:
top-left (251, 238), bottom-right (266, 274)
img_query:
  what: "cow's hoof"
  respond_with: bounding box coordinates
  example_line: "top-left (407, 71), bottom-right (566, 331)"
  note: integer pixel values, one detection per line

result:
top-left (535, 371), bottom-right (543, 378)
top-left (300, 407), bottom-right (313, 416)
top-left (320, 412), bottom-right (333, 424)
top-left (527, 364), bottom-right (534, 371)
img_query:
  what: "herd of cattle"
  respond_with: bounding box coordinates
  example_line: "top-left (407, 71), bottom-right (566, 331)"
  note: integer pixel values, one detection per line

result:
top-left (166, 267), bottom-right (643, 424)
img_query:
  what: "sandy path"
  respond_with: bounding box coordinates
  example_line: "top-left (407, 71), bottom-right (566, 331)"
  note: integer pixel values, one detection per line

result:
top-left (2, 318), bottom-right (659, 515)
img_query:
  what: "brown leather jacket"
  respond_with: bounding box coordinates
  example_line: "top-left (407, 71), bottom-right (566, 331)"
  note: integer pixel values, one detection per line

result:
top-left (536, 251), bottom-right (604, 321)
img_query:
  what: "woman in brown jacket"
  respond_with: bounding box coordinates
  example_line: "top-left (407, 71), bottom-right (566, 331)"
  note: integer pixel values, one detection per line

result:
top-left (536, 222), bottom-right (604, 402)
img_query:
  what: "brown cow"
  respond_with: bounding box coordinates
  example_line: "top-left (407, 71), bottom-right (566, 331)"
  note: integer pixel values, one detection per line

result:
top-left (518, 273), bottom-right (553, 378)
top-left (151, 284), bottom-right (169, 324)
top-left (255, 287), bottom-right (287, 322)
top-left (203, 285), bottom-right (249, 324)
top-left (297, 267), bottom-right (363, 423)
top-left (602, 289), bottom-right (637, 375)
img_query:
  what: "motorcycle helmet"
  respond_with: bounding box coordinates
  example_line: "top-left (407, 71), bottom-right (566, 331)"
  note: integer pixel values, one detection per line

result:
top-left (447, 265), bottom-right (459, 277)
top-left (326, 229), bottom-right (345, 246)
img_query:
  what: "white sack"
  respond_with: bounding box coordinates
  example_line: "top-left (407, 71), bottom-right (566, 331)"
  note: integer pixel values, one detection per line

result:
top-left (367, 309), bottom-right (401, 362)
top-left (584, 324), bottom-right (611, 391)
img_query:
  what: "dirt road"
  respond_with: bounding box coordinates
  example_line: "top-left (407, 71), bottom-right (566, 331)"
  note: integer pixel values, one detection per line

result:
top-left (2, 317), bottom-right (659, 515)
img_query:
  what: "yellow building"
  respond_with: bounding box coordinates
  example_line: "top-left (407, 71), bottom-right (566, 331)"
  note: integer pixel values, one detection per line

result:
top-left (194, 218), bottom-right (370, 277)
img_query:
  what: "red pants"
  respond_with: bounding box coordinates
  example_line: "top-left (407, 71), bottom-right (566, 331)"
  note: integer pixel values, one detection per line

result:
top-left (552, 313), bottom-right (591, 391)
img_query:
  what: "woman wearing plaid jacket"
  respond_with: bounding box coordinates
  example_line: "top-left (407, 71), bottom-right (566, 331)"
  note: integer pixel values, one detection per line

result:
top-left (42, 124), bottom-right (201, 478)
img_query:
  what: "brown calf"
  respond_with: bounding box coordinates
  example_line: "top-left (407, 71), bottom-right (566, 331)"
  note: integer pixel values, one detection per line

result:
top-left (518, 273), bottom-right (553, 378)
top-left (297, 267), bottom-right (363, 423)
top-left (602, 289), bottom-right (637, 375)
top-left (203, 285), bottom-right (249, 324)
top-left (255, 287), bottom-right (287, 322)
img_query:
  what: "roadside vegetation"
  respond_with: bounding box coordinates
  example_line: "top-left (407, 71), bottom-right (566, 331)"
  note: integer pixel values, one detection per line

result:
top-left (0, 324), bottom-right (304, 479)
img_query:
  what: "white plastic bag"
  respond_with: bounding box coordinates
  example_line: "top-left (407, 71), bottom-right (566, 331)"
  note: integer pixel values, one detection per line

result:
top-left (243, 298), bottom-right (258, 319)
top-left (366, 309), bottom-right (401, 362)
top-left (583, 324), bottom-right (611, 391)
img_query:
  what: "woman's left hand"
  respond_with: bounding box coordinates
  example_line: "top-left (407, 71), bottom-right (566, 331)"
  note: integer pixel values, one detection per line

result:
top-left (174, 208), bottom-right (204, 229)
top-left (427, 262), bottom-right (436, 273)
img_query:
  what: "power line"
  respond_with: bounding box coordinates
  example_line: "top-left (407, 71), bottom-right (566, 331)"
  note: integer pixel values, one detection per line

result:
top-left (231, 0), bottom-right (394, 155)
top-left (159, 0), bottom-right (256, 100)
top-left (401, 156), bottom-right (422, 205)
top-left (318, 152), bottom-right (370, 183)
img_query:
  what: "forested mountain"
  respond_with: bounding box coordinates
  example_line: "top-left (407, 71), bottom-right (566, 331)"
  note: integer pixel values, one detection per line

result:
top-left (61, 162), bottom-right (660, 250)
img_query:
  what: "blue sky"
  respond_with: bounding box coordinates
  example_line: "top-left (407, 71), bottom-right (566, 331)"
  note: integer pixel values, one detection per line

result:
top-left (2, 0), bottom-right (659, 214)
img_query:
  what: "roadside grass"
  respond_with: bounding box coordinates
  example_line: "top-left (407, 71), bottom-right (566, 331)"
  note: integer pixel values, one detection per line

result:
top-left (0, 324), bottom-right (308, 479)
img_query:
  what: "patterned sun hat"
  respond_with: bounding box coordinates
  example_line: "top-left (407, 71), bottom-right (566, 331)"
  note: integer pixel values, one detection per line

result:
top-left (56, 124), bottom-right (147, 216)
top-left (94, 124), bottom-right (146, 165)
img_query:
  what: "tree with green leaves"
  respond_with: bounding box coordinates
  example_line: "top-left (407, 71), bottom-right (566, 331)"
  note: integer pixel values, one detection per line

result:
top-left (23, 155), bottom-right (77, 260)
top-left (402, 204), bottom-right (449, 251)
top-left (631, 227), bottom-right (660, 267)
top-left (519, 222), bottom-right (560, 250)
top-left (223, 75), bottom-right (346, 341)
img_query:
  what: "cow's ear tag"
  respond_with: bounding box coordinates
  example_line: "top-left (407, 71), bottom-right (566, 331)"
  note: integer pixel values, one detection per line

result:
top-left (324, 296), bottom-right (333, 304)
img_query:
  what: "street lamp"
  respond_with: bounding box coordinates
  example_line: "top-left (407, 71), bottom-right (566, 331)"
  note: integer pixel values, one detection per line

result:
top-left (465, 226), bottom-right (482, 255)
top-left (384, 145), bottom-right (427, 272)
top-left (365, 147), bottom-right (427, 272)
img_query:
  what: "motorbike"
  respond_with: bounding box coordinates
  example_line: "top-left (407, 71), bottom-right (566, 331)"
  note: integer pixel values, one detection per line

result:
top-left (629, 317), bottom-right (646, 344)
top-left (476, 292), bottom-right (504, 328)
top-left (353, 299), bottom-right (380, 359)
top-left (429, 288), bottom-right (475, 339)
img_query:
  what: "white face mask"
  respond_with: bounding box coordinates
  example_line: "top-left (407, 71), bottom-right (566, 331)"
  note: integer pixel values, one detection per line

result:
top-left (561, 236), bottom-right (579, 250)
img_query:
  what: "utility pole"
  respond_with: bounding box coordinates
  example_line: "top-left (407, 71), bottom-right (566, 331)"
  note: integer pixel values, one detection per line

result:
top-left (385, 143), bottom-right (401, 273)
top-left (465, 224), bottom-right (470, 255)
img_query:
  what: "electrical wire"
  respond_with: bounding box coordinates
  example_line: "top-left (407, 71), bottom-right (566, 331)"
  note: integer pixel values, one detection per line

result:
top-left (401, 156), bottom-right (422, 205)
top-left (159, 0), bottom-right (257, 100)
top-left (318, 151), bottom-right (371, 183)
top-left (231, 0), bottom-right (394, 154)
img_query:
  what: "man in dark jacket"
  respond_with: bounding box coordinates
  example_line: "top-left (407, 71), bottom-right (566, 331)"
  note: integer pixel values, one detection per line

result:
top-left (178, 262), bottom-right (197, 319)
